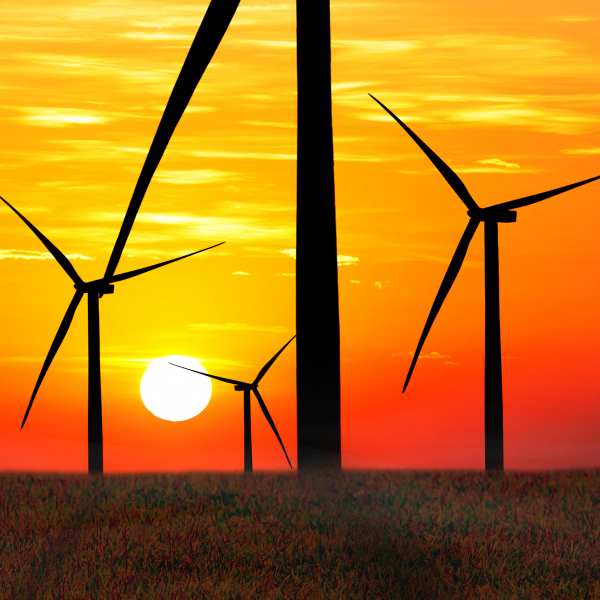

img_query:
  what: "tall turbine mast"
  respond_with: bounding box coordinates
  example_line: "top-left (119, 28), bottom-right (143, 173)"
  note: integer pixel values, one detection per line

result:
top-left (371, 94), bottom-right (600, 471)
top-left (296, 0), bottom-right (342, 469)
top-left (3, 0), bottom-right (241, 474)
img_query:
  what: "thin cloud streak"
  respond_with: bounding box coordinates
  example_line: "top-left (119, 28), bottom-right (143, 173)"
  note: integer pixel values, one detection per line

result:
top-left (0, 249), bottom-right (94, 260)
top-left (188, 322), bottom-right (293, 333)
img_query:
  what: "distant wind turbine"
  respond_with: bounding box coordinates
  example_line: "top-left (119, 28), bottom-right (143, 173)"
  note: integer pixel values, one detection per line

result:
top-left (370, 94), bottom-right (600, 471)
top-left (1, 0), bottom-right (241, 474)
top-left (170, 335), bottom-right (296, 472)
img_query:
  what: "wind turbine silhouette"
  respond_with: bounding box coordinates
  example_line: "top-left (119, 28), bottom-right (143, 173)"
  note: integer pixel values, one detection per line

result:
top-left (1, 195), bottom-right (223, 473)
top-left (170, 335), bottom-right (296, 472)
top-left (370, 94), bottom-right (600, 471)
top-left (1, 0), bottom-right (241, 474)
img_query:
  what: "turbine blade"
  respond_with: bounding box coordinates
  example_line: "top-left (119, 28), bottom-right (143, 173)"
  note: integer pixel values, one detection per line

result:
top-left (21, 290), bottom-right (84, 428)
top-left (486, 174), bottom-right (600, 213)
top-left (103, 0), bottom-right (241, 282)
top-left (253, 335), bottom-right (296, 386)
top-left (0, 195), bottom-right (82, 285)
top-left (110, 242), bottom-right (225, 284)
top-left (403, 218), bottom-right (480, 393)
top-left (253, 389), bottom-right (292, 469)
top-left (168, 363), bottom-right (244, 387)
top-left (369, 95), bottom-right (479, 212)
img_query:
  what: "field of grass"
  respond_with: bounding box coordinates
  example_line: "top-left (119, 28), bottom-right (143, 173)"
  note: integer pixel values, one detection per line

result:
top-left (0, 469), bottom-right (599, 599)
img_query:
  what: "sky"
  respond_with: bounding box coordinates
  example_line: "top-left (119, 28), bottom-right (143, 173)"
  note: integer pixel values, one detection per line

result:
top-left (1, 0), bottom-right (600, 472)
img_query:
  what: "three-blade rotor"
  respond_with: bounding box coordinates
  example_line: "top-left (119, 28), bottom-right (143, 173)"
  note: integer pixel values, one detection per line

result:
top-left (370, 94), bottom-right (600, 392)
top-left (169, 335), bottom-right (296, 468)
top-left (5, 0), bottom-right (242, 430)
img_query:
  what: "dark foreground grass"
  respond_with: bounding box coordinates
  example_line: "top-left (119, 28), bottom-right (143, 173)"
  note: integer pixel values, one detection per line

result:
top-left (0, 470), bottom-right (599, 600)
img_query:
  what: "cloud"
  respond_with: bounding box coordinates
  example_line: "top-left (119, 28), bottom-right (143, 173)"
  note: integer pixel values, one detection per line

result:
top-left (18, 107), bottom-right (111, 127)
top-left (552, 16), bottom-right (598, 23)
top-left (188, 323), bottom-right (293, 333)
top-left (153, 105), bottom-right (214, 114)
top-left (280, 249), bottom-right (358, 265)
top-left (152, 169), bottom-right (239, 185)
top-left (190, 150), bottom-right (295, 161)
top-left (375, 281), bottom-right (382, 289)
top-left (393, 351), bottom-right (449, 360)
top-left (244, 121), bottom-right (295, 129)
top-left (454, 167), bottom-right (541, 174)
top-left (232, 271), bottom-right (249, 275)
top-left (117, 213), bottom-right (293, 242)
top-left (337, 255), bottom-right (359, 266)
top-left (350, 280), bottom-right (361, 284)
top-left (332, 40), bottom-right (423, 53)
top-left (561, 148), bottom-right (600, 155)
top-left (331, 81), bottom-right (378, 91)
top-left (274, 273), bottom-right (295, 277)
top-left (0, 249), bottom-right (94, 260)
top-left (477, 158), bottom-right (520, 169)
top-left (235, 39), bottom-right (295, 49)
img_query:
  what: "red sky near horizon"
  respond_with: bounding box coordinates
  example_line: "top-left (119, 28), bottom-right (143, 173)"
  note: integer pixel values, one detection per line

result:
top-left (1, 0), bottom-right (600, 473)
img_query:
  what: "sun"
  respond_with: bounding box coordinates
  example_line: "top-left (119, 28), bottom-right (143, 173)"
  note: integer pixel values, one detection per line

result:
top-left (140, 355), bottom-right (212, 422)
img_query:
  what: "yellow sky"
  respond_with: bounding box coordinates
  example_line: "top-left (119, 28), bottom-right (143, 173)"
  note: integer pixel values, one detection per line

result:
top-left (1, 0), bottom-right (600, 471)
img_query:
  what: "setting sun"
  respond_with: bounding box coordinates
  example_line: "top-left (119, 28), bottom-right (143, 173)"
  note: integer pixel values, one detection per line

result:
top-left (140, 356), bottom-right (212, 422)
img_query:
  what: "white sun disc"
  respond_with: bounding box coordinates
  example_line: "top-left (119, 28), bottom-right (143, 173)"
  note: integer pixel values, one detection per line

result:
top-left (140, 355), bottom-right (211, 422)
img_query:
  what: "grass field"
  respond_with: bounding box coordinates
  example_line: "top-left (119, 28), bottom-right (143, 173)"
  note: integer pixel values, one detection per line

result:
top-left (0, 470), bottom-right (599, 599)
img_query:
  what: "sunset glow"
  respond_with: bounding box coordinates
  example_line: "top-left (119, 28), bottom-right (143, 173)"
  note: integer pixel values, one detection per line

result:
top-left (1, 0), bottom-right (600, 472)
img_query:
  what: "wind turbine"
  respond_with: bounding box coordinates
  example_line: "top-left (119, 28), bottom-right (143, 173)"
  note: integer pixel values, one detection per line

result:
top-left (1, 194), bottom-right (224, 473)
top-left (1, 0), bottom-right (242, 474)
top-left (170, 335), bottom-right (296, 472)
top-left (296, 0), bottom-right (342, 470)
top-left (370, 94), bottom-right (600, 471)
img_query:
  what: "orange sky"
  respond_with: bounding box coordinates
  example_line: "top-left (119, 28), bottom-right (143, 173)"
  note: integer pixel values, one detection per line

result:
top-left (1, 0), bottom-right (600, 472)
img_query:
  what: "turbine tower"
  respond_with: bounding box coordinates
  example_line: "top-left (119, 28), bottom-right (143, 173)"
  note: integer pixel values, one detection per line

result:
top-left (2, 195), bottom-right (223, 473)
top-left (2, 0), bottom-right (241, 474)
top-left (371, 94), bottom-right (600, 471)
top-left (171, 336), bottom-right (296, 471)
top-left (296, 0), bottom-right (342, 469)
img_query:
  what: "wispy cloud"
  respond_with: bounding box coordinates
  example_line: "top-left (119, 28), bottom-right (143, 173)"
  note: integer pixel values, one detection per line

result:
top-left (188, 323), bottom-right (293, 333)
top-left (151, 170), bottom-right (240, 185)
top-left (244, 120), bottom-right (295, 129)
top-left (280, 249), bottom-right (358, 265)
top-left (454, 167), bottom-right (541, 174)
top-left (274, 273), bottom-right (295, 277)
top-left (332, 40), bottom-right (423, 53)
top-left (0, 249), bottom-right (94, 260)
top-left (232, 271), bottom-right (249, 275)
top-left (552, 16), bottom-right (598, 23)
top-left (133, 214), bottom-right (293, 241)
top-left (393, 351), bottom-right (449, 360)
top-left (561, 148), bottom-right (600, 155)
top-left (190, 150), bottom-right (295, 161)
top-left (337, 255), bottom-right (359, 266)
top-left (18, 107), bottom-right (111, 127)
top-left (477, 158), bottom-right (520, 169)
top-left (235, 39), bottom-right (295, 49)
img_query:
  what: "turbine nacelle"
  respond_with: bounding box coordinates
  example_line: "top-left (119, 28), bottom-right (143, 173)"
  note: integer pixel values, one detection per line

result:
top-left (468, 209), bottom-right (517, 223)
top-left (234, 383), bottom-right (255, 391)
top-left (75, 280), bottom-right (115, 295)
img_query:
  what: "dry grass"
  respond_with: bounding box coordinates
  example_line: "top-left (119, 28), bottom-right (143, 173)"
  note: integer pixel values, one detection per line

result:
top-left (0, 470), bottom-right (599, 599)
